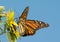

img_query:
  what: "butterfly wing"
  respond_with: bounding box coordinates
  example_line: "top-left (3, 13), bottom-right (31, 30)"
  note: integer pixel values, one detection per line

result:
top-left (22, 20), bottom-right (49, 36)
top-left (18, 21), bottom-right (35, 36)
top-left (18, 20), bottom-right (49, 36)
top-left (19, 6), bottom-right (29, 20)
top-left (22, 23), bottom-right (35, 36)
top-left (17, 6), bottom-right (29, 24)
top-left (25, 20), bottom-right (49, 30)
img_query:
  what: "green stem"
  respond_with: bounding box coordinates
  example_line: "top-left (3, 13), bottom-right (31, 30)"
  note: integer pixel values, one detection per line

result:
top-left (7, 32), bottom-right (17, 42)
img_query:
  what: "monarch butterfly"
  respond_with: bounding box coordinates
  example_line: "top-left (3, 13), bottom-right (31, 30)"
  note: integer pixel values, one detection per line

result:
top-left (17, 7), bottom-right (49, 36)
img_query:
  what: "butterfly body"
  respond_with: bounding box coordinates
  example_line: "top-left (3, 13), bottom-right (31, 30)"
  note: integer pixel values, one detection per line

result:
top-left (17, 7), bottom-right (49, 37)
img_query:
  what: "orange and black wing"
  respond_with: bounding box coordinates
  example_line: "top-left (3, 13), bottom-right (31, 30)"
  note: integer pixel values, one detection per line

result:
top-left (19, 6), bottom-right (29, 20)
top-left (19, 20), bottom-right (49, 36)
top-left (22, 23), bottom-right (35, 36)
top-left (25, 20), bottom-right (49, 30)
top-left (18, 21), bottom-right (35, 36)
top-left (17, 6), bottom-right (29, 24)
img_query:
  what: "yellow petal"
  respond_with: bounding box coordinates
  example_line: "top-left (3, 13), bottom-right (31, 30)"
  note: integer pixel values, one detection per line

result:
top-left (15, 30), bottom-right (20, 38)
top-left (13, 21), bottom-right (18, 26)
top-left (9, 11), bottom-right (14, 20)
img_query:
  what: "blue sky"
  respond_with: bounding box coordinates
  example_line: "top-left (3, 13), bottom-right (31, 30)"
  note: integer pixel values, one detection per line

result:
top-left (0, 0), bottom-right (60, 42)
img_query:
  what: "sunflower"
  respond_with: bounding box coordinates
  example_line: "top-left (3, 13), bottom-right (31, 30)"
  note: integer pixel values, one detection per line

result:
top-left (5, 10), bottom-right (20, 42)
